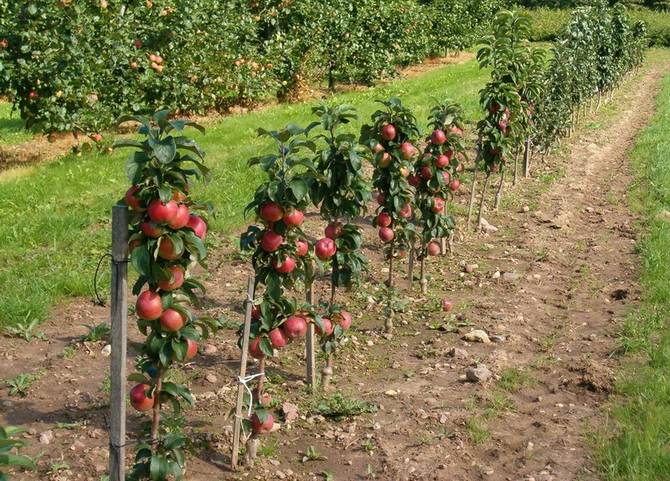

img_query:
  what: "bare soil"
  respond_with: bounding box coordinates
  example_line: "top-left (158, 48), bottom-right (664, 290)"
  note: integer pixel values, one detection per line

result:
top-left (1, 61), bottom-right (666, 481)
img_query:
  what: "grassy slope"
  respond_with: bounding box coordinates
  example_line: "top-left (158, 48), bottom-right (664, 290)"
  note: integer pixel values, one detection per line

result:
top-left (597, 74), bottom-right (670, 480)
top-left (0, 57), bottom-right (487, 328)
top-left (0, 102), bottom-right (32, 146)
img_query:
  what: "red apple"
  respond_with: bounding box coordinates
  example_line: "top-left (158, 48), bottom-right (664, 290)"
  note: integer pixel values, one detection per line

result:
top-left (450, 126), bottom-right (463, 137)
top-left (421, 166), bottom-right (433, 180)
top-left (381, 124), bottom-right (396, 141)
top-left (334, 310), bottom-right (352, 330)
top-left (442, 171), bottom-right (451, 184)
top-left (315, 238), bottom-right (336, 260)
top-left (400, 142), bottom-right (415, 160)
top-left (125, 185), bottom-right (144, 211)
top-left (296, 239), bottom-right (309, 257)
top-left (158, 265), bottom-right (185, 291)
top-left (272, 256), bottom-right (296, 274)
top-left (379, 227), bottom-right (394, 243)
top-left (282, 315), bottom-right (307, 339)
top-left (432, 197), bottom-right (445, 213)
top-left (400, 203), bottom-right (412, 218)
top-left (269, 328), bottom-right (287, 349)
top-left (158, 237), bottom-right (181, 260)
top-left (260, 202), bottom-right (283, 222)
top-left (136, 290), bottom-right (163, 320)
top-left (430, 129), bottom-right (447, 145)
top-left (251, 305), bottom-right (261, 320)
top-left (376, 212), bottom-right (392, 227)
top-left (379, 152), bottom-right (391, 168)
top-left (186, 215), bottom-right (207, 240)
top-left (130, 383), bottom-right (154, 412)
top-left (134, 39), bottom-right (143, 49)
top-left (185, 338), bottom-right (198, 359)
top-left (372, 143), bottom-right (384, 154)
top-left (28, 90), bottom-right (38, 100)
top-left (435, 154), bottom-right (450, 168)
top-left (427, 241), bottom-right (441, 256)
top-left (408, 174), bottom-right (420, 187)
top-left (141, 221), bottom-right (163, 238)
top-left (449, 179), bottom-right (461, 192)
top-left (168, 204), bottom-right (190, 230)
top-left (160, 308), bottom-right (185, 332)
top-left (316, 317), bottom-right (334, 336)
top-left (325, 222), bottom-right (343, 240)
top-left (249, 337), bottom-right (264, 359)
top-left (442, 298), bottom-right (453, 312)
top-left (250, 412), bottom-right (274, 434)
top-left (400, 167), bottom-right (410, 177)
top-left (261, 230), bottom-right (283, 252)
top-left (283, 209), bottom-right (304, 227)
top-left (91, 133), bottom-right (103, 143)
top-left (376, 192), bottom-right (385, 205)
top-left (148, 200), bottom-right (178, 224)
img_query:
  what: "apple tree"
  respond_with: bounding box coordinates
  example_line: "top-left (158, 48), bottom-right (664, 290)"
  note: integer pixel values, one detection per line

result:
top-left (114, 110), bottom-right (221, 481)
top-left (360, 97), bottom-right (420, 332)
top-left (239, 124), bottom-right (323, 452)
top-left (308, 103), bottom-right (370, 388)
top-left (413, 99), bottom-right (466, 292)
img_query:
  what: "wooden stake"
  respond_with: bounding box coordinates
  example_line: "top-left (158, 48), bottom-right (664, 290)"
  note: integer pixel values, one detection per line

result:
top-left (523, 138), bottom-right (531, 178)
top-left (305, 284), bottom-right (317, 390)
top-left (322, 282), bottom-right (336, 391)
top-left (419, 256), bottom-right (427, 295)
top-left (231, 277), bottom-right (255, 470)
top-left (109, 205), bottom-right (128, 481)
top-left (512, 147), bottom-right (519, 186)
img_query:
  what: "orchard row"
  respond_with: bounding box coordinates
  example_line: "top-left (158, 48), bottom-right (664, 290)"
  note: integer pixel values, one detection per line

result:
top-left (0, 0), bottom-right (500, 135)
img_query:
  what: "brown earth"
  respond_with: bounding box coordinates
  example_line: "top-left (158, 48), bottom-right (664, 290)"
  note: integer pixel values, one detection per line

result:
top-left (1, 59), bottom-right (667, 481)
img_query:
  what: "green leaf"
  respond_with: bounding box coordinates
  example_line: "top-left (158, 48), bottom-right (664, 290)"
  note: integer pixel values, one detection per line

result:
top-left (149, 136), bottom-right (177, 164)
top-left (149, 454), bottom-right (168, 481)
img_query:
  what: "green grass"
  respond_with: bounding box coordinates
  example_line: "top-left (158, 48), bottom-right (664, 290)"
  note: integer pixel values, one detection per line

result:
top-left (523, 7), bottom-right (670, 47)
top-left (596, 73), bottom-right (670, 480)
top-left (0, 102), bottom-right (31, 146)
top-left (0, 56), bottom-right (489, 328)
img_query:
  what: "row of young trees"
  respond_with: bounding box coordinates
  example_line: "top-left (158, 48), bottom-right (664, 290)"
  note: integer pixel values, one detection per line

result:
top-left (116, 4), bottom-right (647, 478)
top-left (0, 0), bottom-right (501, 136)
top-left (468, 3), bottom-right (646, 223)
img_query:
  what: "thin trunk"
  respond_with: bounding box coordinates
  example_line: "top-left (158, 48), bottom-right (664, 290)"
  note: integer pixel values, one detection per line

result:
top-left (385, 241), bottom-right (395, 333)
top-left (494, 167), bottom-right (505, 210)
top-left (512, 147), bottom-right (519, 186)
top-left (407, 243), bottom-right (414, 290)
top-left (440, 237), bottom-right (447, 256)
top-left (321, 356), bottom-right (334, 391)
top-left (523, 137), bottom-right (531, 178)
top-left (420, 255), bottom-right (427, 295)
top-left (150, 373), bottom-right (162, 444)
top-left (477, 173), bottom-right (491, 229)
top-left (256, 358), bottom-right (265, 400)
top-left (466, 140), bottom-right (482, 231)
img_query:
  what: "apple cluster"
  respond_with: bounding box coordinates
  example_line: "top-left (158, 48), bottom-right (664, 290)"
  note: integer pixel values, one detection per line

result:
top-left (125, 186), bottom-right (208, 412)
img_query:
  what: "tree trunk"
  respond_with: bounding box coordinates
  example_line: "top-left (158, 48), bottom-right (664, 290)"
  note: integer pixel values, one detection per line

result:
top-left (494, 167), bottom-right (505, 210)
top-left (466, 139), bottom-right (482, 231)
top-left (477, 173), bottom-right (491, 229)
top-left (150, 373), bottom-right (162, 444)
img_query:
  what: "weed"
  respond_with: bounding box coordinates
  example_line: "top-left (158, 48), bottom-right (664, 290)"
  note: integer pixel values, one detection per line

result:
top-left (466, 417), bottom-right (490, 445)
top-left (497, 368), bottom-right (534, 393)
top-left (81, 322), bottom-right (111, 342)
top-left (311, 392), bottom-right (378, 420)
top-left (3, 315), bottom-right (46, 341)
top-left (301, 446), bottom-right (326, 463)
top-left (6, 369), bottom-right (45, 397)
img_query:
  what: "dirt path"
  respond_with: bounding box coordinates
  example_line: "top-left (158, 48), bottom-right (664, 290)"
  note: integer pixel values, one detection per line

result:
top-left (0, 61), bottom-right (666, 481)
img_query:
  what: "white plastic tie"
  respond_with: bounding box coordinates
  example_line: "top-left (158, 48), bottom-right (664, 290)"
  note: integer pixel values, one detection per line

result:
top-left (237, 372), bottom-right (265, 416)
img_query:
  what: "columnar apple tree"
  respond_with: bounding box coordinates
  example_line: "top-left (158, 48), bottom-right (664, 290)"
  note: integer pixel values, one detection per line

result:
top-left (361, 97), bottom-right (419, 332)
top-left (115, 110), bottom-right (220, 481)
top-left (413, 99), bottom-right (466, 293)
top-left (239, 124), bottom-right (321, 452)
top-left (470, 10), bottom-right (531, 225)
top-left (308, 104), bottom-right (369, 389)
